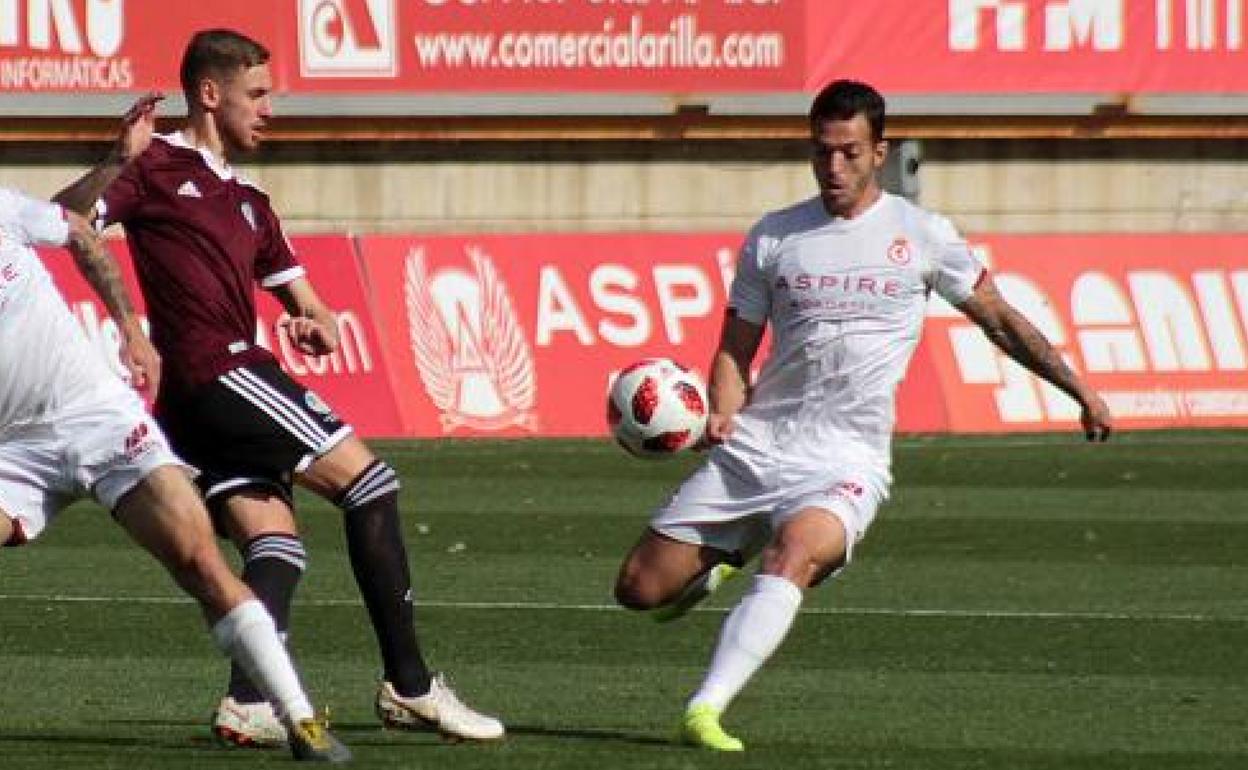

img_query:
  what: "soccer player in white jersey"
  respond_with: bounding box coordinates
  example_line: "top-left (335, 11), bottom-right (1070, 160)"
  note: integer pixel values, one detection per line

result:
top-left (613, 80), bottom-right (1114, 751)
top-left (0, 186), bottom-right (350, 762)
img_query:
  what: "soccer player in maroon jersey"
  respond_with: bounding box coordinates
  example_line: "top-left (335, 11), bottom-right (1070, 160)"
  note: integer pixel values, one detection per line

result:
top-left (54, 29), bottom-right (504, 747)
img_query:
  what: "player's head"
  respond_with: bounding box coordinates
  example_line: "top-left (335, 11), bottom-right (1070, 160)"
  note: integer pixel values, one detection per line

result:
top-left (808, 79), bottom-right (888, 219)
top-left (180, 29), bottom-right (273, 155)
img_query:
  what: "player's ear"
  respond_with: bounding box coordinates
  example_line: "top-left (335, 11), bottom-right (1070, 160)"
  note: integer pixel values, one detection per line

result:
top-left (197, 77), bottom-right (220, 110)
top-left (873, 139), bottom-right (889, 169)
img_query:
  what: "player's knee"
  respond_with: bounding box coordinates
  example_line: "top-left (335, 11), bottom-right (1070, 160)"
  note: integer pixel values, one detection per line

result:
top-left (0, 513), bottom-right (17, 546)
top-left (613, 566), bottom-right (664, 611)
top-left (166, 535), bottom-right (232, 599)
top-left (760, 543), bottom-right (821, 588)
top-left (614, 581), bottom-right (655, 611)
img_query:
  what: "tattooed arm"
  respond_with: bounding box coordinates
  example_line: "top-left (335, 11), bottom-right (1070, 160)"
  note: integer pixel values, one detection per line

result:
top-left (54, 92), bottom-right (162, 217)
top-left (957, 274), bottom-right (1112, 442)
top-left (63, 211), bottom-right (160, 397)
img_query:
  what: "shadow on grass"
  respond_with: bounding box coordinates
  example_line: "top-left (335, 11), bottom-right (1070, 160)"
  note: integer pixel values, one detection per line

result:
top-left (13, 717), bottom-right (672, 751)
top-left (505, 724), bottom-right (671, 747)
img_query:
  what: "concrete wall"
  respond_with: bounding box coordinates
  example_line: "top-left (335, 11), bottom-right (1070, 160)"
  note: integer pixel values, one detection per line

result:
top-left (2, 138), bottom-right (1246, 235)
top-left (921, 139), bottom-right (1248, 234)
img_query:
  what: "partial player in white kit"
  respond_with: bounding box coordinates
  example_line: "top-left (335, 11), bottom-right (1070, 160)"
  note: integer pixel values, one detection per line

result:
top-left (0, 186), bottom-right (350, 762)
top-left (612, 80), bottom-right (1114, 752)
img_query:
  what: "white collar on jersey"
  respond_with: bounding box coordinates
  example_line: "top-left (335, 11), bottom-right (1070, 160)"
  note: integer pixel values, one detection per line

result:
top-left (156, 131), bottom-right (235, 180)
top-left (155, 132), bottom-right (264, 192)
top-left (818, 190), bottom-right (891, 228)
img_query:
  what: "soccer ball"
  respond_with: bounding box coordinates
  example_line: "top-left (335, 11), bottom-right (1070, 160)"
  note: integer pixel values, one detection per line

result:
top-left (607, 358), bottom-right (708, 459)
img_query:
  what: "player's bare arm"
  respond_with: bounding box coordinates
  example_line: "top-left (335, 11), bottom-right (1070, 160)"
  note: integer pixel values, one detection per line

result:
top-left (958, 275), bottom-right (1112, 442)
top-left (704, 311), bottom-right (765, 444)
top-left (53, 92), bottom-right (163, 216)
top-left (63, 211), bottom-right (161, 396)
top-left (271, 277), bottom-right (340, 357)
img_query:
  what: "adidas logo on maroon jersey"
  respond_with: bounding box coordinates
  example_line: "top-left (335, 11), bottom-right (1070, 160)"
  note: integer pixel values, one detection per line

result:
top-left (176, 180), bottom-right (202, 198)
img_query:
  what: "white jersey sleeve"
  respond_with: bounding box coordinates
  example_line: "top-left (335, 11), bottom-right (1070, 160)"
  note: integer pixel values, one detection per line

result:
top-left (922, 212), bottom-right (983, 306)
top-left (0, 188), bottom-right (69, 247)
top-left (727, 221), bottom-right (773, 325)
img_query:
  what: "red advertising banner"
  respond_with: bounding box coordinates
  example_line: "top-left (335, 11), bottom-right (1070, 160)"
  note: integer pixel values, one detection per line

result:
top-left (356, 233), bottom-right (739, 437)
top-left (253, 235), bottom-right (405, 436)
top-left (3, 2), bottom-right (1245, 97)
top-left (0, 1), bottom-right (270, 92)
top-left (0, 0), bottom-right (798, 94)
top-left (807, 1), bottom-right (1248, 94)
top-left (279, 0), bottom-right (803, 92)
top-left (44, 234), bottom-right (405, 436)
top-left (920, 235), bottom-right (1248, 432)
top-left (44, 229), bottom-right (1248, 439)
top-left (357, 231), bottom-right (1248, 438)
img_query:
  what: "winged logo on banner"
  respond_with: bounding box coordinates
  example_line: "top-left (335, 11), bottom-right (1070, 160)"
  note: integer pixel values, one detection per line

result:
top-left (468, 246), bottom-right (536, 419)
top-left (405, 248), bottom-right (456, 415)
top-left (405, 246), bottom-right (538, 432)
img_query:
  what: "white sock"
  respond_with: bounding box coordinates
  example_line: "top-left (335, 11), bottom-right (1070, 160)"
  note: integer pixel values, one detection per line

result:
top-left (211, 599), bottom-right (314, 723)
top-left (688, 574), bottom-right (803, 712)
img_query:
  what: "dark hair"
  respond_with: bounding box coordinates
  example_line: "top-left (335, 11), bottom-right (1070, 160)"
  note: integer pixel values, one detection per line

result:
top-left (180, 29), bottom-right (270, 103)
top-left (808, 79), bottom-right (886, 143)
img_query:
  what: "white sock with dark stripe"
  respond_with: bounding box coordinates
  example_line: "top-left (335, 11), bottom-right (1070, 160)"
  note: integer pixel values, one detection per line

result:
top-left (212, 599), bottom-right (313, 723)
top-left (229, 533), bottom-right (307, 703)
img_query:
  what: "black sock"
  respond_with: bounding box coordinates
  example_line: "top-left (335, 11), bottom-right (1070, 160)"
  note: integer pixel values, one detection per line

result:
top-left (338, 461), bottom-right (432, 697)
top-left (229, 532), bottom-right (306, 704)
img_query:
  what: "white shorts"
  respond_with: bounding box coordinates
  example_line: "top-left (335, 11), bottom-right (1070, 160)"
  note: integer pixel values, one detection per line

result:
top-left (0, 389), bottom-right (182, 545)
top-left (650, 455), bottom-right (889, 572)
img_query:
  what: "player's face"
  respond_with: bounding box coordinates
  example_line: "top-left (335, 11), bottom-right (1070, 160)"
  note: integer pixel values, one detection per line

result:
top-left (215, 63), bottom-right (274, 155)
top-left (811, 114), bottom-right (887, 219)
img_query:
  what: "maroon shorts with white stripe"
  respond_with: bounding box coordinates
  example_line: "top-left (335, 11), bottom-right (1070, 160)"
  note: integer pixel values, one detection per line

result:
top-left (156, 361), bottom-right (353, 507)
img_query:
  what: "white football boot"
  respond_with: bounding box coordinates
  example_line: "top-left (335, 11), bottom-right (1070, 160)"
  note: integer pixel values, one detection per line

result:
top-left (211, 696), bottom-right (288, 748)
top-left (375, 674), bottom-right (505, 741)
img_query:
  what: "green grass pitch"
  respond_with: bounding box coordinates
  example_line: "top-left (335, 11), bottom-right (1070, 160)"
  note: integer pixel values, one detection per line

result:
top-left (2, 432), bottom-right (1247, 769)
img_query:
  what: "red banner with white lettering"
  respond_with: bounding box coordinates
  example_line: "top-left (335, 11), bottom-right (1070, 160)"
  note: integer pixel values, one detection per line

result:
top-left (0, 1), bottom-right (268, 92)
top-left (43, 230), bottom-right (1248, 438)
top-left (43, 234), bottom-right (406, 436)
top-left (4, 2), bottom-right (1246, 96)
top-left (921, 235), bottom-right (1248, 432)
top-left (280, 0), bottom-right (803, 92)
top-left (806, 1), bottom-right (1248, 94)
top-left (356, 231), bottom-right (1248, 438)
top-left (0, 1), bottom-right (800, 93)
top-left (253, 235), bottom-right (405, 436)
top-left (356, 233), bottom-right (738, 437)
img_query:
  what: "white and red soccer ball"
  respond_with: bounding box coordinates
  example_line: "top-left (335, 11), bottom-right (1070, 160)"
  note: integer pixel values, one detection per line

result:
top-left (607, 358), bottom-right (708, 459)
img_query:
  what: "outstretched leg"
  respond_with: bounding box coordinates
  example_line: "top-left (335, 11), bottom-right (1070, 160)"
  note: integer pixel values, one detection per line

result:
top-left (614, 528), bottom-right (736, 613)
top-left (301, 436), bottom-right (504, 741)
top-left (680, 509), bottom-right (845, 751)
top-left (213, 490), bottom-right (306, 748)
top-left (111, 465), bottom-right (350, 763)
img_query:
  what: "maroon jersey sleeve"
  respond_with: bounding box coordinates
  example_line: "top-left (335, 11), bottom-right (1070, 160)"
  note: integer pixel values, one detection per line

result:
top-left (254, 195), bottom-right (304, 289)
top-left (95, 154), bottom-right (146, 229)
